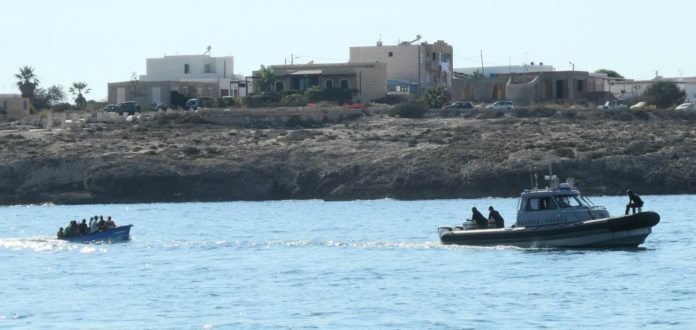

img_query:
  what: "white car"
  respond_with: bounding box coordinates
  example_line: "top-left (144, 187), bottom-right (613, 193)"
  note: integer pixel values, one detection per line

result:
top-left (675, 102), bottom-right (695, 111)
top-left (486, 101), bottom-right (514, 110)
top-left (630, 101), bottom-right (654, 110)
top-left (598, 100), bottom-right (627, 110)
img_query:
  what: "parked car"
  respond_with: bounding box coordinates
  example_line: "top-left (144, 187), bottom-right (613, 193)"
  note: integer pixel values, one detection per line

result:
top-left (101, 104), bottom-right (119, 112)
top-left (118, 101), bottom-right (141, 115)
top-left (442, 101), bottom-right (474, 109)
top-left (630, 101), bottom-right (655, 110)
top-left (675, 102), bottom-right (696, 111)
top-left (598, 100), bottom-right (627, 110)
top-left (486, 101), bottom-right (514, 110)
top-left (185, 98), bottom-right (199, 110)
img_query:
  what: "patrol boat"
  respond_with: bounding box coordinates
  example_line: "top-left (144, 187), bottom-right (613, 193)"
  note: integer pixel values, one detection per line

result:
top-left (438, 176), bottom-right (660, 248)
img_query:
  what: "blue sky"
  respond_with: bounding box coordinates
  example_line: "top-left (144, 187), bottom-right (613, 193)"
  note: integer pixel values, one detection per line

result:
top-left (1, 0), bottom-right (693, 101)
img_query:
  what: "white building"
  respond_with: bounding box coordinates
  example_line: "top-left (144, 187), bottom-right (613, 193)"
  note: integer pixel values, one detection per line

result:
top-left (608, 77), bottom-right (696, 102)
top-left (455, 63), bottom-right (556, 78)
top-left (108, 53), bottom-right (250, 107)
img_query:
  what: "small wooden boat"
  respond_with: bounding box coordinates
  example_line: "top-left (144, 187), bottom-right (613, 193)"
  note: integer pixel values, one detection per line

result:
top-left (60, 225), bottom-right (133, 243)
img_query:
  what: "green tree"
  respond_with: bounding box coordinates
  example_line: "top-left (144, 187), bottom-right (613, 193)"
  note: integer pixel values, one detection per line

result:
top-left (642, 81), bottom-right (685, 108)
top-left (15, 65), bottom-right (40, 99)
top-left (33, 85), bottom-right (66, 110)
top-left (421, 86), bottom-right (451, 108)
top-left (595, 69), bottom-right (624, 79)
top-left (471, 69), bottom-right (484, 79)
top-left (69, 81), bottom-right (91, 108)
top-left (256, 65), bottom-right (275, 93)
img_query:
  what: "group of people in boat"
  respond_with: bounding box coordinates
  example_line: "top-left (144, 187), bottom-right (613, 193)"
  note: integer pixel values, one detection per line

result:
top-left (57, 215), bottom-right (118, 239)
top-left (469, 206), bottom-right (505, 228)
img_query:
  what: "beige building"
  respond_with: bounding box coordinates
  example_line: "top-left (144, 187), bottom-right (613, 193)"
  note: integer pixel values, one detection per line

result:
top-left (251, 62), bottom-right (388, 102)
top-left (349, 38), bottom-right (453, 94)
top-left (0, 94), bottom-right (31, 121)
top-left (451, 71), bottom-right (612, 104)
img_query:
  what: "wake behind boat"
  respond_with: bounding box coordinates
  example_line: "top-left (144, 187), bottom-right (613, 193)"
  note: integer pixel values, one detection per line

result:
top-left (438, 176), bottom-right (660, 248)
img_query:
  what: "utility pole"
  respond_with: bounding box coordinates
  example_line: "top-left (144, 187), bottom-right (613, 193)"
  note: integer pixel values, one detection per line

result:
top-left (480, 50), bottom-right (485, 77)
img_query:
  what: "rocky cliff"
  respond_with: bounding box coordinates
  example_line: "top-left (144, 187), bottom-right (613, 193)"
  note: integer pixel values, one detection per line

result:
top-left (1, 108), bottom-right (695, 205)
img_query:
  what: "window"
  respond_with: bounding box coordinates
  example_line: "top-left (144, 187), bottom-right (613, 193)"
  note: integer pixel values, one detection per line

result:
top-left (525, 197), bottom-right (557, 211)
top-left (555, 195), bottom-right (583, 208)
top-left (275, 81), bottom-right (284, 92)
top-left (23, 100), bottom-right (28, 110)
top-left (184, 64), bottom-right (190, 74)
top-left (339, 79), bottom-right (349, 89)
top-left (204, 63), bottom-right (213, 73)
top-left (2, 100), bottom-right (7, 112)
top-left (432, 52), bottom-right (436, 61)
top-left (325, 80), bottom-right (333, 89)
top-left (388, 51), bottom-right (393, 57)
top-left (577, 80), bottom-right (584, 92)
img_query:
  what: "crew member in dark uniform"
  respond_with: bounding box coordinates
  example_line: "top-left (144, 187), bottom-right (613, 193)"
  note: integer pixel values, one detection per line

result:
top-left (625, 189), bottom-right (644, 215)
top-left (470, 207), bottom-right (488, 228)
top-left (488, 206), bottom-right (505, 228)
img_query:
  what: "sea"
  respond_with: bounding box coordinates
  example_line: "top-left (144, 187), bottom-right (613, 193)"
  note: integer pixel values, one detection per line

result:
top-left (0, 195), bottom-right (694, 329)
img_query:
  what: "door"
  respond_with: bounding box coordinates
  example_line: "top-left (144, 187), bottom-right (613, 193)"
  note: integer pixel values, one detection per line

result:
top-left (152, 87), bottom-right (161, 104)
top-left (555, 80), bottom-right (564, 99)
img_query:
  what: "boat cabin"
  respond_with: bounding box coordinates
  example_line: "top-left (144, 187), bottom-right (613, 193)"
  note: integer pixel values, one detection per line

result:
top-left (515, 178), bottom-right (610, 227)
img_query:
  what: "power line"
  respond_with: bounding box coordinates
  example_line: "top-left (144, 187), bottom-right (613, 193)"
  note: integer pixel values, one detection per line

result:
top-left (453, 54), bottom-right (504, 66)
top-left (292, 54), bottom-right (347, 62)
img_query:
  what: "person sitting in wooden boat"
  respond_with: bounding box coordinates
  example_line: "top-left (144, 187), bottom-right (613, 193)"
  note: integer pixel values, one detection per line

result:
top-left (65, 220), bottom-right (80, 237)
top-left (104, 216), bottom-right (116, 230)
top-left (488, 206), bottom-right (505, 228)
top-left (57, 227), bottom-right (65, 239)
top-left (79, 219), bottom-right (89, 235)
top-left (97, 216), bottom-right (106, 231)
top-left (89, 217), bottom-right (99, 233)
top-left (470, 207), bottom-right (488, 228)
top-left (625, 189), bottom-right (644, 215)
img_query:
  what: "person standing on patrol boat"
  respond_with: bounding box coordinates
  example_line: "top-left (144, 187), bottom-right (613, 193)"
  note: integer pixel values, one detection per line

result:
top-left (625, 189), bottom-right (644, 215)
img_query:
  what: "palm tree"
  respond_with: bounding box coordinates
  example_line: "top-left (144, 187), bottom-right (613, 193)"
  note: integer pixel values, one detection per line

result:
top-left (422, 86), bottom-right (451, 109)
top-left (15, 66), bottom-right (40, 99)
top-left (69, 81), bottom-right (91, 108)
top-left (257, 66), bottom-right (275, 93)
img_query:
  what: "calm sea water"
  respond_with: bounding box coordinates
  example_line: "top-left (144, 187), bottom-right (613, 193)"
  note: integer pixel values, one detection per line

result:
top-left (0, 195), bottom-right (694, 329)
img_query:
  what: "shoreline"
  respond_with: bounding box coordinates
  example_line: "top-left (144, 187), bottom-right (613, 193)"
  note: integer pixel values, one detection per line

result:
top-left (1, 108), bottom-right (695, 205)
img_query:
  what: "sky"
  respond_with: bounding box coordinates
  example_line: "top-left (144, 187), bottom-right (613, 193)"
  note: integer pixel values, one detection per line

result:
top-left (1, 0), bottom-right (694, 101)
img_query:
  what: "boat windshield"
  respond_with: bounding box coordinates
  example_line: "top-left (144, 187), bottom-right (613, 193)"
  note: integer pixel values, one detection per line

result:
top-left (554, 195), bottom-right (585, 208)
top-left (580, 195), bottom-right (596, 207)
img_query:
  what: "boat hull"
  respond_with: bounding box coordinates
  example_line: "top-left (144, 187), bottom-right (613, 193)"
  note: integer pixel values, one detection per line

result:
top-left (438, 212), bottom-right (659, 248)
top-left (61, 225), bottom-right (132, 243)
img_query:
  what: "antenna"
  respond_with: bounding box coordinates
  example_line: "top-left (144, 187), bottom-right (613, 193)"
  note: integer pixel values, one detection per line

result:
top-left (203, 45), bottom-right (211, 55)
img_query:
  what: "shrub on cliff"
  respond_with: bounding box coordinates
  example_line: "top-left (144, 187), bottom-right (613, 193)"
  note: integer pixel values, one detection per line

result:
top-left (387, 100), bottom-right (427, 118)
top-left (305, 87), bottom-right (355, 104)
top-left (372, 94), bottom-right (408, 105)
top-left (281, 93), bottom-right (309, 106)
top-left (244, 93), bottom-right (281, 108)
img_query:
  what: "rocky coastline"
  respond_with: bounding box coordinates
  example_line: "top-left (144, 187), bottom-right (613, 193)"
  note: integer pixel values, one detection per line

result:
top-left (1, 108), bottom-right (695, 205)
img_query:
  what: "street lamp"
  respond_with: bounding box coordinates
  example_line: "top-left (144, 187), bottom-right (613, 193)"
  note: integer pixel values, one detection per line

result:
top-left (569, 62), bottom-right (575, 71)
